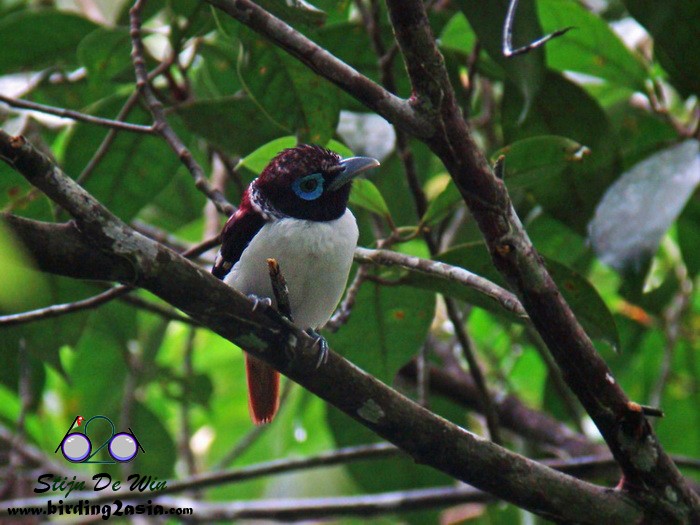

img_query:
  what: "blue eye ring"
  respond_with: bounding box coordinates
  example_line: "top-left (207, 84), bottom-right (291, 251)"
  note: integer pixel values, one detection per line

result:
top-left (292, 173), bottom-right (325, 201)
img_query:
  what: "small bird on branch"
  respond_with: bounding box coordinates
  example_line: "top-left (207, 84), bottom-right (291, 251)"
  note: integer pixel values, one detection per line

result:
top-left (213, 145), bottom-right (379, 424)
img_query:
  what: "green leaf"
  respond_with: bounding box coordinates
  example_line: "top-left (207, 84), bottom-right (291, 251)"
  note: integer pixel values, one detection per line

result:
top-left (503, 71), bottom-right (621, 233)
top-left (0, 9), bottom-right (98, 73)
top-left (77, 27), bottom-right (133, 86)
top-left (325, 281), bottom-right (435, 384)
top-left (456, 0), bottom-right (546, 118)
top-left (623, 0), bottom-right (700, 97)
top-left (537, 0), bottom-right (648, 91)
top-left (589, 140), bottom-right (700, 272)
top-left (678, 196), bottom-right (700, 277)
top-left (237, 136), bottom-right (354, 177)
top-left (190, 41), bottom-right (243, 99)
top-left (176, 96), bottom-right (282, 156)
top-left (493, 135), bottom-right (590, 189)
top-left (238, 136), bottom-right (298, 176)
top-left (0, 219), bottom-right (50, 311)
top-left (439, 12), bottom-right (477, 54)
top-left (607, 103), bottom-right (678, 170)
top-left (62, 95), bottom-right (184, 221)
top-left (421, 178), bottom-right (462, 227)
top-left (349, 179), bottom-right (391, 219)
top-left (130, 401), bottom-right (177, 477)
top-left (238, 29), bottom-right (341, 144)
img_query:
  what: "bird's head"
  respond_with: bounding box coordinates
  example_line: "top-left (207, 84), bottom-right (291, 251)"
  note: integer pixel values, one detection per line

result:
top-left (253, 145), bottom-right (379, 221)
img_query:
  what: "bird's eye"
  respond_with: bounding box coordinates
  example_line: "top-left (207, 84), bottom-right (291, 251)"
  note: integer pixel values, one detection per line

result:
top-left (292, 173), bottom-right (325, 201)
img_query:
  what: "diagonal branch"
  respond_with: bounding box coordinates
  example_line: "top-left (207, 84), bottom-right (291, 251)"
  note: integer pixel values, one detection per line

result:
top-left (0, 130), bottom-right (641, 524)
top-left (383, 0), bottom-right (700, 519)
top-left (0, 94), bottom-right (155, 134)
top-left (129, 0), bottom-right (235, 217)
top-left (204, 0), bottom-right (429, 139)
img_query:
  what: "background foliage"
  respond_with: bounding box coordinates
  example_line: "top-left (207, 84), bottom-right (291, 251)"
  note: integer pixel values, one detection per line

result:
top-left (0, 0), bottom-right (698, 523)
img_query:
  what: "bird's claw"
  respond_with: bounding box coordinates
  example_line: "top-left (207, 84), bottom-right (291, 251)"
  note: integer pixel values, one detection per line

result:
top-left (306, 329), bottom-right (329, 368)
top-left (247, 294), bottom-right (272, 312)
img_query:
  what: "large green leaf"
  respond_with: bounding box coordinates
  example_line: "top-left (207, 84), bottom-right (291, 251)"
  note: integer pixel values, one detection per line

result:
top-left (503, 71), bottom-right (621, 233)
top-left (176, 96), bottom-right (282, 156)
top-left (77, 27), bottom-right (133, 87)
top-left (623, 0), bottom-right (700, 97)
top-left (349, 179), bottom-right (392, 220)
top-left (420, 177), bottom-right (462, 227)
top-left (238, 28), bottom-right (340, 144)
top-left (62, 95), bottom-right (184, 222)
top-left (0, 9), bottom-right (98, 73)
top-left (537, 0), bottom-right (648, 91)
top-left (325, 281), bottom-right (435, 384)
top-left (589, 140), bottom-right (700, 272)
top-left (189, 41), bottom-right (243, 99)
top-left (607, 103), bottom-right (678, 170)
top-left (493, 135), bottom-right (590, 189)
top-left (421, 136), bottom-right (589, 227)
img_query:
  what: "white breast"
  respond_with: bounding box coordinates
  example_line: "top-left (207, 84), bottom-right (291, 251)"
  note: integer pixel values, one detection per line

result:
top-left (224, 209), bottom-right (359, 329)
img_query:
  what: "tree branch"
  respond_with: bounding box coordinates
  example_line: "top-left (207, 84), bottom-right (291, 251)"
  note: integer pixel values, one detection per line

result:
top-left (383, 0), bottom-right (700, 519)
top-left (400, 361), bottom-right (602, 458)
top-left (0, 94), bottom-right (155, 134)
top-left (129, 0), bottom-right (235, 217)
top-left (354, 247), bottom-right (526, 317)
top-left (204, 0), bottom-right (430, 139)
top-left (0, 130), bottom-right (641, 524)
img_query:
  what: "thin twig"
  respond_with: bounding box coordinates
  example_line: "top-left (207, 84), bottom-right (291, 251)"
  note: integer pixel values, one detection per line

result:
top-left (0, 443), bottom-right (400, 511)
top-left (0, 94), bottom-right (155, 134)
top-left (0, 286), bottom-right (132, 326)
top-left (525, 325), bottom-right (584, 432)
top-left (444, 298), bottom-right (502, 444)
top-left (361, 0), bottom-right (429, 223)
top-left (502, 0), bottom-right (573, 57)
top-left (326, 265), bottom-right (369, 331)
top-left (0, 234), bottom-right (218, 327)
top-left (205, 0), bottom-right (428, 139)
top-left (76, 91), bottom-right (142, 185)
top-left (399, 360), bottom-right (602, 458)
top-left (267, 259), bottom-right (293, 322)
top-left (154, 486), bottom-right (491, 521)
top-left (181, 327), bottom-right (198, 477)
top-left (129, 0), bottom-right (235, 217)
top-left (119, 294), bottom-right (201, 326)
top-left (649, 263), bottom-right (693, 414)
top-left (353, 247), bottom-right (527, 318)
top-left (76, 61), bottom-right (174, 187)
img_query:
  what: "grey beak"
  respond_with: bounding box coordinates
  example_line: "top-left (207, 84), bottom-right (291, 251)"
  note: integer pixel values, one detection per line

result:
top-left (328, 156), bottom-right (380, 191)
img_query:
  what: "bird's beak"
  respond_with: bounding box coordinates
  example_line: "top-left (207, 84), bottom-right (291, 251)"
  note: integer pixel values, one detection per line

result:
top-left (328, 156), bottom-right (380, 191)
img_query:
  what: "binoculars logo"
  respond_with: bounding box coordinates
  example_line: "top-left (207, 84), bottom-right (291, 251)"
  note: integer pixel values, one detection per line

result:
top-left (55, 415), bottom-right (145, 464)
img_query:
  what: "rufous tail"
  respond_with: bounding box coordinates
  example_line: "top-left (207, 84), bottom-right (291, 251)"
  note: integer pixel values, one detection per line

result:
top-left (245, 353), bottom-right (280, 425)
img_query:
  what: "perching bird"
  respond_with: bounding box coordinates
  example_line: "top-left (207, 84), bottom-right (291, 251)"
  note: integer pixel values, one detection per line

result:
top-left (212, 145), bottom-right (380, 424)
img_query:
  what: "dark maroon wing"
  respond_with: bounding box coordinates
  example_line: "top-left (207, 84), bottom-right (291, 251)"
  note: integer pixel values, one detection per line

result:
top-left (212, 201), bottom-right (266, 280)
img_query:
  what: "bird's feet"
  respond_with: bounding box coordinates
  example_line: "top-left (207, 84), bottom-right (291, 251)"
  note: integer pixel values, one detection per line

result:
top-left (247, 294), bottom-right (272, 312)
top-left (306, 329), bottom-right (329, 369)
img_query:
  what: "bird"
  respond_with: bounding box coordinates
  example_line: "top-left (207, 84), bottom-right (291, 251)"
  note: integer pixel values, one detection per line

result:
top-left (212, 145), bottom-right (380, 425)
